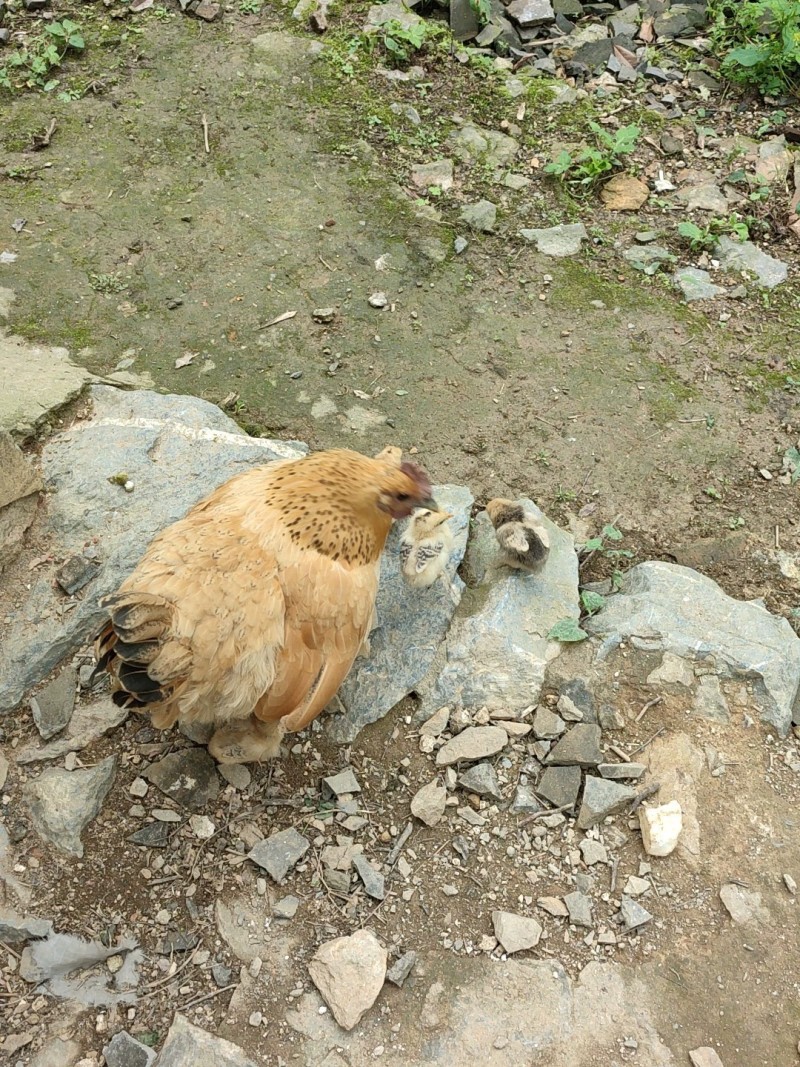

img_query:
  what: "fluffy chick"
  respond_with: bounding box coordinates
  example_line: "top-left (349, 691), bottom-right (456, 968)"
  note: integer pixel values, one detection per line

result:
top-left (399, 507), bottom-right (454, 588)
top-left (485, 498), bottom-right (550, 573)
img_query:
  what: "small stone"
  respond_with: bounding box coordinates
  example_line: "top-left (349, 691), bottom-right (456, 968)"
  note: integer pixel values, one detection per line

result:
top-left (537, 896), bottom-right (569, 917)
top-left (537, 766), bottom-right (582, 810)
top-left (719, 883), bottom-right (769, 925)
top-left (324, 868), bottom-right (351, 894)
top-left (321, 768), bottom-right (362, 798)
top-left (459, 200), bottom-right (497, 233)
top-left (411, 159), bottom-right (454, 192)
top-left (0, 907), bottom-right (52, 945)
top-left (411, 780), bottom-right (447, 827)
top-left (55, 555), bottom-right (97, 595)
top-left (312, 307), bottom-right (336, 324)
top-left (510, 784), bottom-right (542, 814)
top-left (564, 890), bottom-right (593, 928)
top-left (458, 762), bottom-right (502, 800)
top-left (420, 705), bottom-right (450, 737)
top-left (647, 651), bottom-right (694, 688)
top-left (619, 895), bottom-right (652, 930)
top-left (308, 930), bottom-right (387, 1031)
top-left (249, 1011), bottom-right (263, 1027)
top-left (212, 962), bottom-right (233, 987)
top-left (143, 749), bottom-right (219, 811)
top-left (436, 726), bottom-right (508, 766)
top-left (598, 763), bottom-right (645, 780)
top-left (386, 950), bottom-right (417, 987)
top-left (353, 853), bottom-right (385, 900)
top-left (676, 181), bottom-right (729, 213)
top-left (24, 756), bottom-right (117, 857)
top-left (454, 236), bottom-right (468, 255)
top-left (30, 668), bottom-right (77, 740)
top-left (577, 777), bottom-right (637, 829)
top-left (653, 3), bottom-right (707, 36)
top-left (102, 1030), bottom-right (156, 1067)
top-left (506, 0), bottom-right (554, 25)
top-left (128, 822), bottom-right (172, 848)
top-left (600, 174), bottom-right (649, 211)
top-left (533, 707), bottom-right (566, 739)
top-left (673, 267), bottom-right (726, 302)
top-left (157, 931), bottom-right (198, 954)
top-left (273, 895), bottom-right (300, 919)
top-left (624, 875), bottom-right (651, 897)
top-left (783, 873), bottom-right (797, 896)
top-left (556, 694), bottom-right (584, 722)
top-left (247, 827), bottom-right (310, 883)
top-left (639, 801), bottom-right (682, 856)
top-left (518, 223), bottom-right (587, 257)
top-left (492, 910), bottom-right (542, 953)
top-left (717, 236), bottom-right (788, 290)
top-left (579, 839), bottom-right (608, 865)
top-left (193, 0), bottom-right (221, 19)
top-left (756, 136), bottom-right (792, 185)
top-left (152, 808), bottom-right (182, 822)
top-left (689, 1050), bottom-right (725, 1067)
top-left (129, 777), bottom-right (149, 798)
top-left (189, 814), bottom-right (215, 839)
top-left (155, 909), bottom-right (171, 925)
top-left (545, 724), bottom-right (602, 767)
top-left (219, 763), bottom-right (251, 790)
top-left (368, 292), bottom-right (388, 309)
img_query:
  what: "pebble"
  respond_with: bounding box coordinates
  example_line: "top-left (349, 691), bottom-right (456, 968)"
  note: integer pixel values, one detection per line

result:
top-left (129, 777), bottom-right (149, 798)
top-left (143, 749), bottom-right (219, 811)
top-left (577, 777), bottom-right (637, 829)
top-left (624, 875), bottom-right (651, 897)
top-left (639, 800), bottom-right (682, 856)
top-left (436, 726), bottom-right (508, 766)
top-left (189, 814), bottom-right (215, 839)
top-left (322, 768), bottom-right (362, 798)
top-left (273, 895), bottom-right (300, 919)
top-left (537, 896), bottom-right (569, 918)
top-left (30, 667), bottom-right (77, 740)
top-left (492, 910), bottom-right (543, 954)
top-left (556, 694), bottom-right (583, 722)
top-left (219, 763), bottom-right (251, 790)
top-left (247, 827), bottom-right (310, 884)
top-left (353, 853), bottom-right (386, 900)
top-left (454, 236), bottom-right (468, 254)
top-left (619, 895), bottom-right (653, 930)
top-left (598, 762), bottom-right (645, 780)
top-left (564, 891), bottom-right (593, 928)
top-left (102, 1030), bottom-right (156, 1067)
top-left (689, 1048), bottom-right (725, 1067)
top-left (386, 950), bottom-right (417, 987)
top-left (249, 1011), bottom-right (263, 1027)
top-left (783, 873), bottom-right (797, 896)
top-left (457, 762), bottom-right (502, 800)
top-left (537, 765), bottom-right (582, 809)
top-left (308, 930), bottom-right (387, 1031)
top-left (368, 292), bottom-right (388, 309)
top-left (579, 839), bottom-right (608, 866)
top-left (155, 909), bottom-right (171, 925)
top-left (546, 724), bottom-right (602, 767)
top-left (419, 705), bottom-right (450, 737)
top-left (532, 707), bottom-right (566, 740)
top-left (152, 809), bottom-right (182, 822)
top-left (411, 780), bottom-right (447, 826)
top-left (719, 883), bottom-right (768, 925)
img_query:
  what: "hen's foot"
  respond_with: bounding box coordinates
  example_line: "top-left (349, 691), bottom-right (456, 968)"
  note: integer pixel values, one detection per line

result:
top-left (208, 717), bottom-right (284, 765)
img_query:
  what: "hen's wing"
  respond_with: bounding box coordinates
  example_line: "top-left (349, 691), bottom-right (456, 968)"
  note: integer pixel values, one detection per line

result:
top-left (253, 552), bottom-right (379, 732)
top-left (96, 516), bottom-right (286, 728)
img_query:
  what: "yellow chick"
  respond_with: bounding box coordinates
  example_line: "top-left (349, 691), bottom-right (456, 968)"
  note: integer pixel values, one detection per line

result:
top-left (486, 498), bottom-right (550, 573)
top-left (399, 508), bottom-right (454, 589)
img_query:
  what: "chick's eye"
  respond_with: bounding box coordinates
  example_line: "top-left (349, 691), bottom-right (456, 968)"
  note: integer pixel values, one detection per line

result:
top-left (396, 493), bottom-right (410, 502)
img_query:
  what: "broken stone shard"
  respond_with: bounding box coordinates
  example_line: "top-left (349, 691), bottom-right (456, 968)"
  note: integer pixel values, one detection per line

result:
top-left (639, 800), bottom-right (683, 856)
top-left (247, 827), bottom-right (310, 884)
top-left (308, 929), bottom-right (387, 1030)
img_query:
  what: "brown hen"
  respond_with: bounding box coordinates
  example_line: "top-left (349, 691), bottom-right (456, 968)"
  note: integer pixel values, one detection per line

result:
top-left (93, 447), bottom-right (435, 763)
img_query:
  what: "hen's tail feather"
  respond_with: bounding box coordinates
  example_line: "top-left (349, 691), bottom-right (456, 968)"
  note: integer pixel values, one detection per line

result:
top-left (92, 592), bottom-right (177, 710)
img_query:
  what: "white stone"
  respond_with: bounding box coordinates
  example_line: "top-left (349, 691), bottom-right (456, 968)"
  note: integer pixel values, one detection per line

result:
top-left (492, 911), bottom-right (542, 954)
top-left (638, 800), bottom-right (682, 857)
top-left (410, 780), bottom-right (447, 827)
top-left (308, 930), bottom-right (387, 1031)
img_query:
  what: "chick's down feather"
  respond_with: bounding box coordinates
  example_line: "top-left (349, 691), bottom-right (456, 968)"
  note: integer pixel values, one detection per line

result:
top-left (94, 448), bottom-right (435, 753)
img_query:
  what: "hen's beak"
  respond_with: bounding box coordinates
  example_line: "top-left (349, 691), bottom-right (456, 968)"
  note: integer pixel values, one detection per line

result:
top-left (419, 496), bottom-right (438, 510)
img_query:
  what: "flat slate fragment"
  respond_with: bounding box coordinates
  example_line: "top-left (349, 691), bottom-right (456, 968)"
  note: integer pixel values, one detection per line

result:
top-left (247, 827), bottom-right (310, 883)
top-left (143, 748), bottom-right (219, 811)
top-left (545, 724), bottom-right (602, 767)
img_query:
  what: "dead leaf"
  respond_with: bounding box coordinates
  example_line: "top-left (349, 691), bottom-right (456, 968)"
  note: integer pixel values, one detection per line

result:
top-left (130, 0), bottom-right (153, 10)
top-left (638, 16), bottom-right (654, 42)
top-left (256, 310), bottom-right (297, 330)
top-left (352, 389), bottom-right (372, 401)
top-left (600, 174), bottom-right (650, 211)
top-left (221, 391), bottom-right (239, 408)
top-left (174, 352), bottom-right (196, 369)
top-left (613, 43), bottom-right (637, 66)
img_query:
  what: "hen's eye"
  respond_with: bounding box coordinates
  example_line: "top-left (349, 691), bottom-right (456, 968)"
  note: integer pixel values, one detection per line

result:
top-left (396, 493), bottom-right (410, 502)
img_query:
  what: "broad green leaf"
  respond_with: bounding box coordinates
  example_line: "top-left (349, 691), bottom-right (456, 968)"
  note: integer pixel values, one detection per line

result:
top-left (601, 523), bottom-right (623, 541)
top-left (580, 590), bottom-right (606, 615)
top-left (582, 537), bottom-right (603, 552)
top-left (547, 618), bottom-right (589, 643)
top-left (725, 45), bottom-right (766, 67)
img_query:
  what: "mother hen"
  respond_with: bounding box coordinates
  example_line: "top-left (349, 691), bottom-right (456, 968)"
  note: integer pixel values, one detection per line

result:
top-left (93, 447), bottom-right (435, 763)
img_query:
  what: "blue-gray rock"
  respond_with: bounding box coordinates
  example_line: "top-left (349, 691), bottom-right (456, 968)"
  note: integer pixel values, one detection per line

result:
top-left (506, 0), bottom-right (555, 25)
top-left (716, 236), bottom-right (788, 289)
top-left (0, 387), bottom-right (306, 714)
top-left (519, 223), bottom-right (587, 257)
top-left (458, 761), bottom-right (503, 800)
top-left (585, 562), bottom-right (800, 735)
top-left (103, 1030), bottom-right (156, 1067)
top-left (352, 853), bottom-right (385, 900)
top-left (24, 755), bottom-right (117, 857)
top-left (577, 776), bottom-right (637, 829)
top-left (420, 504), bottom-right (579, 714)
top-left (673, 267), bottom-right (726, 302)
top-left (622, 244), bottom-right (676, 275)
top-left (329, 484), bottom-right (472, 743)
top-left (156, 1014), bottom-right (256, 1067)
top-left (30, 667), bottom-right (77, 740)
top-left (460, 200), bottom-right (498, 233)
top-left (143, 749), bottom-right (219, 811)
top-left (545, 724), bottom-right (602, 767)
top-left (537, 765), bottom-right (582, 809)
top-left (0, 907), bottom-right (53, 945)
top-left (247, 827), bottom-right (310, 884)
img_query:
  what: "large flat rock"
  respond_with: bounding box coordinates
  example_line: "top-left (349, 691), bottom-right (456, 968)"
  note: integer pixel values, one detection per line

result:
top-left (329, 484), bottom-right (473, 743)
top-left (0, 332), bottom-right (94, 439)
top-left (0, 387), bottom-right (306, 712)
top-left (419, 503), bottom-right (579, 713)
top-left (585, 561), bottom-right (800, 734)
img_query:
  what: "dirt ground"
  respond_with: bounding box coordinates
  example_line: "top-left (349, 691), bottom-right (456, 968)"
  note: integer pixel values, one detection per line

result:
top-left (2, 2), bottom-right (800, 1065)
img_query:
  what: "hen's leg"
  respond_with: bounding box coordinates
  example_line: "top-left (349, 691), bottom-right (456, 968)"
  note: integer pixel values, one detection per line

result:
top-left (208, 715), bottom-right (285, 765)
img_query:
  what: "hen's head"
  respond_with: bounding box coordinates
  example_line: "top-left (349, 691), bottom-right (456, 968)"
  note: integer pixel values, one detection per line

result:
top-left (375, 461), bottom-right (437, 519)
